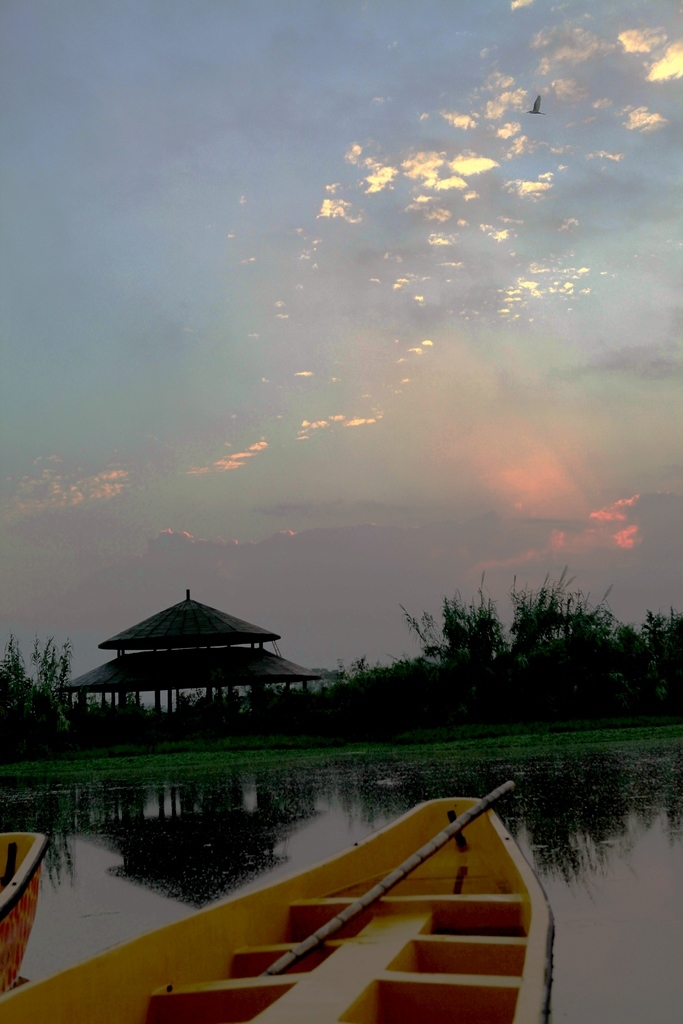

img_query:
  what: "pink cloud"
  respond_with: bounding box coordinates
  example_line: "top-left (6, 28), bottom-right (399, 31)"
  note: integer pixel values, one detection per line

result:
top-left (188, 440), bottom-right (269, 475)
top-left (23, 493), bottom-right (682, 675)
top-left (614, 524), bottom-right (640, 549)
top-left (3, 461), bottom-right (129, 520)
top-left (589, 494), bottom-right (639, 522)
top-left (478, 494), bottom-right (645, 568)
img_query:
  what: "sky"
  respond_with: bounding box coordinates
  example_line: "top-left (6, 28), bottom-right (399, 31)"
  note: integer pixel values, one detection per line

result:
top-left (1, 0), bottom-right (682, 675)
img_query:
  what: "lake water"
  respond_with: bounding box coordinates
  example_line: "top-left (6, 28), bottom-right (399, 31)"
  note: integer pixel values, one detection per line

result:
top-left (2, 736), bottom-right (682, 1022)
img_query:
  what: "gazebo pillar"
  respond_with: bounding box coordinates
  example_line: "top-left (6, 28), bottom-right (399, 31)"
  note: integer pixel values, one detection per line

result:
top-left (155, 690), bottom-right (161, 714)
top-left (167, 689), bottom-right (173, 713)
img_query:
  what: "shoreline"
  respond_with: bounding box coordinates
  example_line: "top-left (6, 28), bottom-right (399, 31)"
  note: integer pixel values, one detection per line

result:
top-left (2, 715), bottom-right (682, 778)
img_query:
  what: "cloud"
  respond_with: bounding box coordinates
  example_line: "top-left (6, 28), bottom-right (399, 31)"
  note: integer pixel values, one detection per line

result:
top-left (505, 135), bottom-right (536, 159)
top-left (401, 151), bottom-right (477, 192)
top-left (294, 371), bottom-right (314, 376)
top-left (531, 24), bottom-right (615, 74)
top-left (592, 98), bottom-right (613, 109)
top-left (505, 178), bottom-right (553, 197)
top-left (22, 500), bottom-right (683, 673)
top-left (189, 441), bottom-right (269, 475)
top-left (586, 345), bottom-right (682, 379)
top-left (428, 233), bottom-right (456, 245)
top-left (433, 175), bottom-right (469, 191)
top-left (346, 147), bottom-right (400, 193)
top-left (590, 494), bottom-right (638, 522)
top-left (345, 418), bottom-right (377, 427)
top-left (402, 151), bottom-right (445, 187)
top-left (647, 41), bottom-right (683, 80)
top-left (424, 207), bottom-right (452, 222)
top-left (485, 90), bottom-right (527, 120)
top-left (588, 496), bottom-right (642, 549)
top-left (449, 152), bottom-right (499, 175)
top-left (559, 218), bottom-right (579, 231)
top-left (213, 446), bottom-right (268, 471)
top-left (363, 162), bottom-right (398, 193)
top-left (297, 419), bottom-right (329, 439)
top-left (614, 524), bottom-right (640, 549)
top-left (586, 150), bottom-right (624, 161)
top-left (517, 279), bottom-right (544, 298)
top-left (622, 106), bottom-right (668, 132)
top-left (496, 122), bottom-right (521, 139)
top-left (3, 460), bottom-right (130, 520)
top-left (440, 111), bottom-right (478, 129)
top-left (511, 0), bottom-right (534, 8)
top-left (481, 224), bottom-right (509, 242)
top-left (317, 198), bottom-right (363, 222)
top-left (618, 28), bottom-right (667, 54)
top-left (551, 77), bottom-right (589, 102)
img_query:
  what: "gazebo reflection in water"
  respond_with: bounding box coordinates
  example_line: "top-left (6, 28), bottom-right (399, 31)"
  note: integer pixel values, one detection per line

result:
top-left (98, 776), bottom-right (319, 905)
top-left (68, 590), bottom-right (321, 713)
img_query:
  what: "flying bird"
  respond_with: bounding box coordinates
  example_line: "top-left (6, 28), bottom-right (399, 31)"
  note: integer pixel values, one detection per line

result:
top-left (527, 95), bottom-right (545, 115)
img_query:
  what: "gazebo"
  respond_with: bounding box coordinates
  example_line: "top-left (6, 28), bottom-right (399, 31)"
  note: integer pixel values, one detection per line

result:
top-left (68, 591), bottom-right (321, 712)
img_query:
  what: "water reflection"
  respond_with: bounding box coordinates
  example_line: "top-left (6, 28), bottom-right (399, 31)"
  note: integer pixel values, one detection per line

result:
top-left (1, 739), bottom-right (682, 905)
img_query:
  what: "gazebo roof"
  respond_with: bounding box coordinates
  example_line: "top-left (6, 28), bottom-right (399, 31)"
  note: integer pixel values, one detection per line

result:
top-left (70, 647), bottom-right (321, 692)
top-left (98, 592), bottom-right (280, 651)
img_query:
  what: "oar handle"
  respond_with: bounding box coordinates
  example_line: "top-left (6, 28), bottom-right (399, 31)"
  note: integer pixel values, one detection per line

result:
top-left (263, 780), bottom-right (515, 976)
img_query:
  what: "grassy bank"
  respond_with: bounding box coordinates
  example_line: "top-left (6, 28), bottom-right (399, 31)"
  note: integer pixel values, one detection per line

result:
top-left (2, 715), bottom-right (682, 779)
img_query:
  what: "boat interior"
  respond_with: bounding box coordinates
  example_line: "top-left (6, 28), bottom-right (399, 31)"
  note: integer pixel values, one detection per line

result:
top-left (0, 836), bottom-right (34, 894)
top-left (0, 835), bottom-right (44, 905)
top-left (143, 799), bottom-right (545, 1024)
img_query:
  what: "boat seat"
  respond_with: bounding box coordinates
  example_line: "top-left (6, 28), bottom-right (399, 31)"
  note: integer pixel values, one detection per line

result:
top-left (339, 972), bottom-right (522, 1024)
top-left (386, 934), bottom-right (527, 976)
top-left (147, 898), bottom-right (527, 1024)
top-left (147, 974), bottom-right (301, 1024)
top-left (289, 894), bottom-right (526, 941)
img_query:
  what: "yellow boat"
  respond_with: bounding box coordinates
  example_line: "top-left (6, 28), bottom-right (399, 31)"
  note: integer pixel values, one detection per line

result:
top-left (0, 793), bottom-right (553, 1023)
top-left (0, 833), bottom-right (48, 993)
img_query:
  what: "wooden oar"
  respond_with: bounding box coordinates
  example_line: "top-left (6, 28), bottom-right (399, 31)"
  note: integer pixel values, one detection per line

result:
top-left (262, 779), bottom-right (515, 976)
